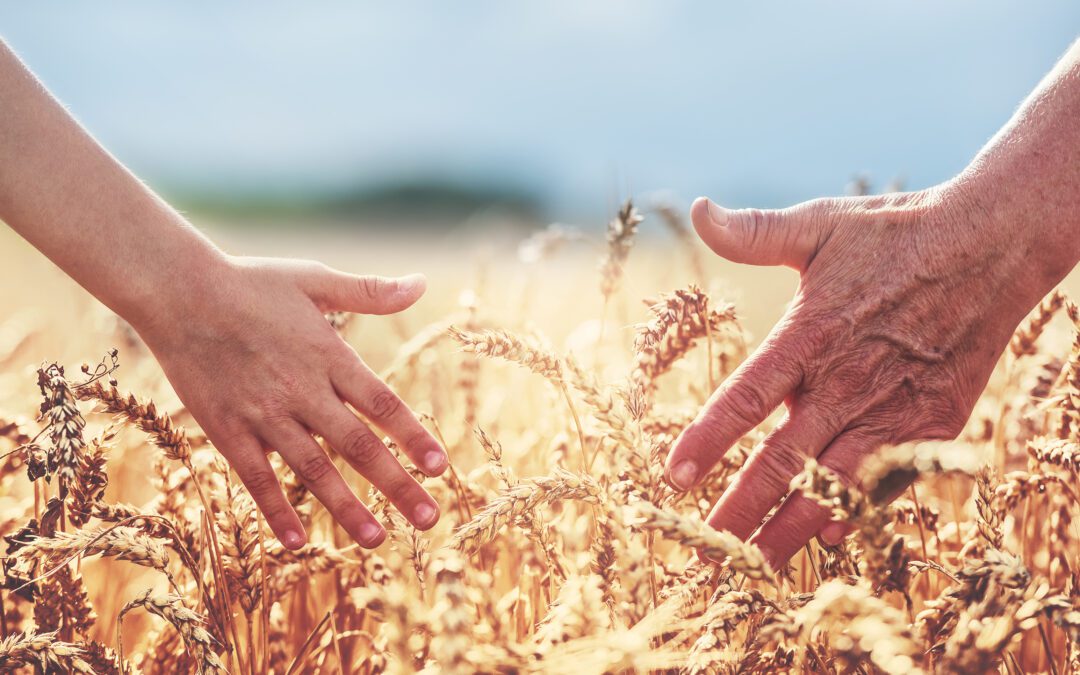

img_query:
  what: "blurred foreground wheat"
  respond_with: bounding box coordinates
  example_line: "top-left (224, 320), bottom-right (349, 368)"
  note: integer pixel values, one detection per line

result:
top-left (0, 199), bottom-right (1079, 674)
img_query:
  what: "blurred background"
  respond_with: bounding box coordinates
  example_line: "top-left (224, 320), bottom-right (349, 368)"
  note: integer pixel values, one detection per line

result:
top-left (1, 3), bottom-right (1079, 372)
top-left (4, 2), bottom-right (1078, 226)
top-left (2, 5), bottom-right (1079, 663)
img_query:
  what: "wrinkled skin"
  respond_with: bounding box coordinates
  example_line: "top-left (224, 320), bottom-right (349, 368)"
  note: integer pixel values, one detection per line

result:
top-left (663, 181), bottom-right (1066, 568)
top-left (135, 256), bottom-right (448, 550)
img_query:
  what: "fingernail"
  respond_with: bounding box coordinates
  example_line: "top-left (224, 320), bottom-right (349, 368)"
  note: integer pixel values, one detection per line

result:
top-left (283, 530), bottom-right (305, 550)
top-left (360, 522), bottom-right (385, 547)
top-left (696, 546), bottom-right (723, 566)
top-left (414, 502), bottom-right (438, 528)
top-left (704, 199), bottom-right (727, 226)
top-left (820, 522), bottom-right (846, 547)
top-left (668, 459), bottom-right (699, 491)
top-left (424, 449), bottom-right (448, 474)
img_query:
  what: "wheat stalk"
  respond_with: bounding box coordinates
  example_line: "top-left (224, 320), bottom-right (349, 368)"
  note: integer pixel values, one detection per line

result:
top-left (451, 468), bottom-right (603, 555)
top-left (426, 552), bottom-right (473, 673)
top-left (3, 216), bottom-right (1080, 673)
top-left (37, 363), bottom-right (87, 492)
top-left (12, 524), bottom-right (170, 573)
top-left (631, 500), bottom-right (774, 581)
top-left (76, 381), bottom-right (191, 463)
top-left (449, 326), bottom-right (564, 381)
top-left (632, 285), bottom-right (740, 385)
top-left (450, 326), bottom-right (589, 470)
top-left (0, 629), bottom-right (94, 673)
top-left (119, 589), bottom-right (225, 674)
top-left (599, 199), bottom-right (642, 299)
top-left (1011, 289), bottom-right (1066, 357)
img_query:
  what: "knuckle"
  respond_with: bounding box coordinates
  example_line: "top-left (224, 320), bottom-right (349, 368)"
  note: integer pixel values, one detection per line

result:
top-left (254, 398), bottom-right (293, 426)
top-left (758, 519), bottom-right (801, 556)
top-left (798, 395), bottom-right (849, 436)
top-left (797, 197), bottom-right (844, 233)
top-left (357, 275), bottom-right (383, 300)
top-left (327, 494), bottom-right (357, 516)
top-left (295, 454), bottom-right (335, 483)
top-left (781, 500), bottom-right (831, 541)
top-left (264, 374), bottom-right (307, 412)
top-left (209, 419), bottom-right (253, 453)
top-left (340, 427), bottom-right (385, 467)
top-left (740, 208), bottom-right (771, 249)
top-left (813, 405), bottom-right (848, 437)
top-left (785, 315), bottom-right (841, 360)
top-left (302, 259), bottom-right (331, 277)
top-left (405, 428), bottom-right (435, 454)
top-left (889, 389), bottom-right (969, 443)
top-left (329, 497), bottom-right (369, 525)
top-left (383, 477), bottom-right (420, 505)
top-left (279, 373), bottom-right (305, 399)
top-left (367, 389), bottom-right (403, 421)
top-left (823, 456), bottom-right (860, 487)
top-left (687, 415), bottom-right (729, 459)
top-left (720, 382), bottom-right (770, 429)
top-left (240, 467), bottom-right (279, 499)
top-left (754, 441), bottom-right (808, 493)
top-left (767, 503), bottom-right (820, 543)
top-left (327, 349), bottom-right (362, 379)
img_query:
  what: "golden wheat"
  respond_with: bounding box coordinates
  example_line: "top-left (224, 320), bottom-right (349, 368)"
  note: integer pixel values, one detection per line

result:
top-left (0, 199), bottom-right (1077, 674)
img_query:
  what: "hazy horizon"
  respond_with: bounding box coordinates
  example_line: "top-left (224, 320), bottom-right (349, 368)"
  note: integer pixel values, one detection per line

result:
top-left (5, 3), bottom-right (1078, 220)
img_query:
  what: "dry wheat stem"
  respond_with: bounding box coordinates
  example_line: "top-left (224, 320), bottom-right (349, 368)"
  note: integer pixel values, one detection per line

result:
top-left (0, 629), bottom-right (94, 673)
top-left (631, 500), bottom-right (774, 581)
top-left (118, 589), bottom-right (225, 674)
top-left (10, 524), bottom-right (172, 590)
top-left (2, 234), bottom-right (1079, 673)
top-left (450, 468), bottom-right (603, 556)
top-left (449, 326), bottom-right (589, 470)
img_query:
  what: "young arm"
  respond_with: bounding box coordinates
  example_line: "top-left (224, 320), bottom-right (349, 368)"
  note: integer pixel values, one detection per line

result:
top-left (0, 38), bottom-right (448, 550)
top-left (665, 39), bottom-right (1080, 567)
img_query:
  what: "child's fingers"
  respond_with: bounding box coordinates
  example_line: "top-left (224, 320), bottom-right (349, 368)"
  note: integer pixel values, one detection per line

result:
top-left (330, 354), bottom-right (447, 476)
top-left (302, 396), bottom-right (441, 532)
top-left (264, 420), bottom-right (387, 548)
top-left (220, 433), bottom-right (307, 550)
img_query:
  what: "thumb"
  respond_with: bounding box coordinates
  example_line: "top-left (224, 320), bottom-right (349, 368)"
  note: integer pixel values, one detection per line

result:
top-left (308, 268), bottom-right (427, 315)
top-left (690, 197), bottom-right (826, 270)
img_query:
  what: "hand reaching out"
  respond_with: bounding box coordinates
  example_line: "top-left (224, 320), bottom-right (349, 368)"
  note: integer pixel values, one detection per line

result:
top-left (660, 37), bottom-right (1080, 570)
top-left (0, 40), bottom-right (450, 552)
top-left (136, 257), bottom-right (448, 550)
top-left (664, 182), bottom-right (1076, 568)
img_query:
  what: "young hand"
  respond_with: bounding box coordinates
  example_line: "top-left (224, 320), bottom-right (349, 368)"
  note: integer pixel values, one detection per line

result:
top-left (132, 256), bottom-right (448, 550)
top-left (0, 40), bottom-right (447, 551)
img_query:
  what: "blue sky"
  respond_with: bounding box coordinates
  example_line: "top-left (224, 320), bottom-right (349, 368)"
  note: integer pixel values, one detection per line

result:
top-left (4, 3), bottom-right (1078, 216)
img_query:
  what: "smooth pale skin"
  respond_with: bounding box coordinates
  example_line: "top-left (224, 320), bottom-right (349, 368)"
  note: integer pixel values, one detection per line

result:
top-left (0, 40), bottom-right (449, 551)
top-left (665, 39), bottom-right (1080, 568)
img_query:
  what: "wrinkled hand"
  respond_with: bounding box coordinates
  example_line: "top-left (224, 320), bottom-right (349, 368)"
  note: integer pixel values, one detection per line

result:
top-left (134, 256), bottom-right (447, 550)
top-left (664, 184), bottom-right (1061, 568)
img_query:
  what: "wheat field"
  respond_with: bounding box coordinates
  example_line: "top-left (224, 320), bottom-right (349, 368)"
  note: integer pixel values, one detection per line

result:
top-left (0, 200), bottom-right (1079, 674)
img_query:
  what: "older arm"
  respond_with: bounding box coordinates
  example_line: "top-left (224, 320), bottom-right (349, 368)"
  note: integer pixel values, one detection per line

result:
top-left (665, 39), bottom-right (1080, 567)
